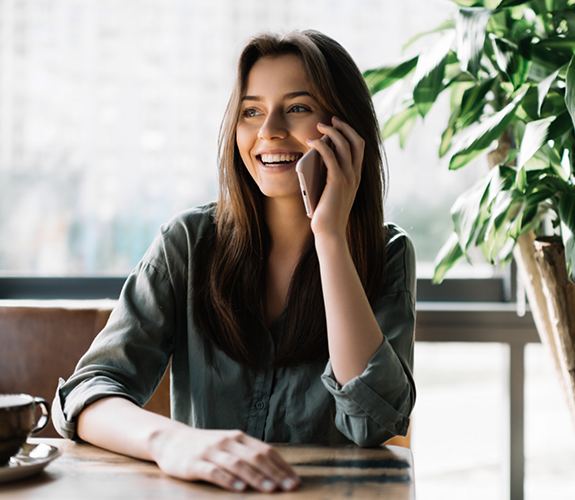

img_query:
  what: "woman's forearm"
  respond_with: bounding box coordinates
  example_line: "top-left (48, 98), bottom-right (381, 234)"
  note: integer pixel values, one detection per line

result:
top-left (76, 396), bottom-right (299, 493)
top-left (315, 233), bottom-right (384, 386)
top-left (76, 396), bottom-right (177, 461)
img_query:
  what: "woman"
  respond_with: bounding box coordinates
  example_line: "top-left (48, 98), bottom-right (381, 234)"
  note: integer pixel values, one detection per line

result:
top-left (53, 30), bottom-right (416, 493)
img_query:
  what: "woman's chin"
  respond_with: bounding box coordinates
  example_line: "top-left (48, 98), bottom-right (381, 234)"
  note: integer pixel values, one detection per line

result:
top-left (260, 188), bottom-right (305, 206)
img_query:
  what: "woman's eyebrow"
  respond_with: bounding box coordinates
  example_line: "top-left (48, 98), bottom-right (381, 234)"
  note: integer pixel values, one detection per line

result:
top-left (284, 91), bottom-right (313, 99)
top-left (241, 91), bottom-right (313, 102)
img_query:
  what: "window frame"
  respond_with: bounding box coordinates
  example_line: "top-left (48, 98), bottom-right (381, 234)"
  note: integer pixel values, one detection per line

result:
top-left (0, 274), bottom-right (516, 303)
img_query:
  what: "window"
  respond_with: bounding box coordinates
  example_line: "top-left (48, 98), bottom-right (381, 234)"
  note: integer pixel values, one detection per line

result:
top-left (0, 0), bottom-right (477, 276)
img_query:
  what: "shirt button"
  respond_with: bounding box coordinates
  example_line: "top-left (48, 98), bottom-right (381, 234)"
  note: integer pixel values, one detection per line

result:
top-left (255, 401), bottom-right (265, 410)
top-left (395, 421), bottom-right (403, 432)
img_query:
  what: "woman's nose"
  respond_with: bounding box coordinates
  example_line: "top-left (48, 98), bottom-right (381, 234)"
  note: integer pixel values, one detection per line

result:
top-left (257, 111), bottom-right (288, 140)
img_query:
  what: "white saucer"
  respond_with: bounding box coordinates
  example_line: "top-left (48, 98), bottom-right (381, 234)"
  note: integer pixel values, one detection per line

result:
top-left (0, 442), bottom-right (61, 483)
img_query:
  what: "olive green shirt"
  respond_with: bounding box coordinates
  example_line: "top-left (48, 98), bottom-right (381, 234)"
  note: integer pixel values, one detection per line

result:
top-left (53, 203), bottom-right (416, 447)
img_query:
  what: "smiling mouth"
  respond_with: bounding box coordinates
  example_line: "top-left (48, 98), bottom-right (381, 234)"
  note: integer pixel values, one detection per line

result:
top-left (258, 153), bottom-right (303, 166)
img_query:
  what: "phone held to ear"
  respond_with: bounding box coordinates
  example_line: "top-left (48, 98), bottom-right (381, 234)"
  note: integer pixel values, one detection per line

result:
top-left (296, 136), bottom-right (331, 218)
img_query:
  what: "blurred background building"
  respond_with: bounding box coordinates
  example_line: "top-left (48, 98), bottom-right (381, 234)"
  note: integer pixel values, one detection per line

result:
top-left (0, 0), bottom-right (478, 275)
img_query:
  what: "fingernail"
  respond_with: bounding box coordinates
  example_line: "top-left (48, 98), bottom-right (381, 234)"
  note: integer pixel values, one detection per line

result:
top-left (233, 481), bottom-right (245, 490)
top-left (282, 478), bottom-right (296, 489)
top-left (317, 122), bottom-right (328, 128)
top-left (262, 480), bottom-right (274, 491)
top-left (333, 116), bottom-right (340, 122)
top-left (306, 138), bottom-right (313, 143)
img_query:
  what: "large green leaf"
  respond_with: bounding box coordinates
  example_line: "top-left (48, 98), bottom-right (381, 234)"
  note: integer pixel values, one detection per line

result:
top-left (490, 35), bottom-right (532, 89)
top-left (537, 67), bottom-right (562, 116)
top-left (432, 232), bottom-right (464, 284)
top-left (547, 111), bottom-right (573, 141)
top-left (517, 86), bottom-right (543, 122)
top-left (440, 107), bottom-right (459, 156)
top-left (518, 116), bottom-right (556, 168)
top-left (449, 90), bottom-right (527, 170)
top-left (449, 146), bottom-right (490, 170)
top-left (514, 38), bottom-right (533, 88)
top-left (516, 166), bottom-right (528, 191)
top-left (483, 190), bottom-right (524, 262)
top-left (456, 7), bottom-right (494, 77)
top-left (497, 0), bottom-right (532, 7)
top-left (487, 165), bottom-right (517, 205)
top-left (540, 91), bottom-right (568, 118)
top-left (567, 9), bottom-right (575, 34)
top-left (496, 37), bottom-right (520, 71)
top-left (451, 175), bottom-right (492, 251)
top-left (531, 42), bottom-right (573, 76)
top-left (539, 170), bottom-right (571, 192)
top-left (539, 37), bottom-right (575, 54)
top-left (559, 191), bottom-right (575, 278)
top-left (511, 203), bottom-right (531, 238)
top-left (566, 55), bottom-right (575, 130)
top-left (537, 144), bottom-right (569, 177)
top-left (449, 80), bottom-right (475, 113)
top-left (490, 190), bottom-right (516, 228)
top-left (527, 146), bottom-right (569, 180)
top-left (363, 57), bottom-right (418, 96)
top-left (525, 187), bottom-right (556, 206)
top-left (548, 0), bottom-right (569, 9)
top-left (520, 201), bottom-right (550, 235)
top-left (414, 57), bottom-right (448, 117)
top-left (455, 78), bottom-right (496, 129)
top-left (382, 105), bottom-right (420, 147)
top-left (382, 105), bottom-right (418, 140)
top-left (412, 31), bottom-right (456, 117)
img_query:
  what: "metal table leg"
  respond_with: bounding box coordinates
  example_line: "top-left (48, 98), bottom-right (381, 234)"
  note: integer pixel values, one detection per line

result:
top-left (503, 342), bottom-right (525, 500)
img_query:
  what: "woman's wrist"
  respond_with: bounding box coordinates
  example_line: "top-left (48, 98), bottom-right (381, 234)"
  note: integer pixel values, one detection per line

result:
top-left (146, 418), bottom-right (191, 464)
top-left (313, 231), bottom-right (349, 261)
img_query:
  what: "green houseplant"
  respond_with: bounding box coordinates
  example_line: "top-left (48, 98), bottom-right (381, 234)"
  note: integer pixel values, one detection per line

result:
top-left (364, 0), bottom-right (575, 421)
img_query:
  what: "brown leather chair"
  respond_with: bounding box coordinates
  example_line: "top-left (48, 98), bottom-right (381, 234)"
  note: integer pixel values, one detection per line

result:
top-left (0, 300), bottom-right (170, 437)
top-left (0, 299), bottom-right (409, 447)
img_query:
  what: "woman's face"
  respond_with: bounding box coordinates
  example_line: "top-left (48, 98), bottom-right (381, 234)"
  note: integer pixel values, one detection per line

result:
top-left (236, 54), bottom-right (332, 202)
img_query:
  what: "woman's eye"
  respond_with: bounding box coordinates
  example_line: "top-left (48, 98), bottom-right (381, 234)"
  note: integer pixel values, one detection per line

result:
top-left (288, 105), bottom-right (309, 113)
top-left (242, 108), bottom-right (261, 118)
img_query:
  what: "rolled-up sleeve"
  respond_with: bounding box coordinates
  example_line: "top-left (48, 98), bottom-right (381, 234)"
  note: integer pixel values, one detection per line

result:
top-left (321, 226), bottom-right (416, 447)
top-left (52, 257), bottom-right (176, 440)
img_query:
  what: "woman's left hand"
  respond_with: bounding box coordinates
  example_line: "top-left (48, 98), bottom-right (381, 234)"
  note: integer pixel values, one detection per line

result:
top-left (306, 116), bottom-right (364, 239)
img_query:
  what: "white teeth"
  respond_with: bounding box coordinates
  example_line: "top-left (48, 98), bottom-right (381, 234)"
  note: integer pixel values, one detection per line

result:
top-left (260, 153), bottom-right (300, 164)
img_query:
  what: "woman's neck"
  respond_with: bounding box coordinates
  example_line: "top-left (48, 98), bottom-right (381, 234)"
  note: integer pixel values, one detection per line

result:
top-left (264, 196), bottom-right (312, 253)
top-left (263, 196), bottom-right (312, 328)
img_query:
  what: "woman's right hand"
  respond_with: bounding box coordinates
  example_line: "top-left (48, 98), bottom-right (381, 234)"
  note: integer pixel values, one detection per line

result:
top-left (149, 424), bottom-right (300, 493)
top-left (77, 397), bottom-right (299, 493)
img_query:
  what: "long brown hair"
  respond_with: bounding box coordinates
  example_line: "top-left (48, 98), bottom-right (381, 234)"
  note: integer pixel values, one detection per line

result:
top-left (193, 30), bottom-right (386, 370)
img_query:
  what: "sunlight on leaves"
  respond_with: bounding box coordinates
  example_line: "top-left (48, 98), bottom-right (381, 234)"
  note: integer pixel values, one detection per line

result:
top-left (432, 232), bottom-right (464, 284)
top-left (456, 7), bottom-right (494, 77)
top-left (518, 116), bottom-right (556, 168)
top-left (537, 67), bottom-right (562, 116)
top-left (449, 90), bottom-right (527, 169)
top-left (363, 57), bottom-right (418, 96)
top-left (413, 31), bottom-right (456, 116)
top-left (559, 191), bottom-right (575, 279)
top-left (566, 56), bottom-right (575, 130)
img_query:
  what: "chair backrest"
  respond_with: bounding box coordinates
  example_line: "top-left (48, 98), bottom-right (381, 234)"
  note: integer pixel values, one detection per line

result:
top-left (0, 299), bottom-right (410, 447)
top-left (0, 300), bottom-right (170, 437)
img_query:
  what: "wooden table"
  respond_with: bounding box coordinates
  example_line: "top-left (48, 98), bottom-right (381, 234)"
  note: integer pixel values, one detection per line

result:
top-left (1, 438), bottom-right (415, 499)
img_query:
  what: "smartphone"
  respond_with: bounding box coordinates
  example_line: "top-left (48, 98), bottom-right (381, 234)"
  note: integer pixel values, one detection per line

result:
top-left (296, 136), bottom-right (330, 218)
